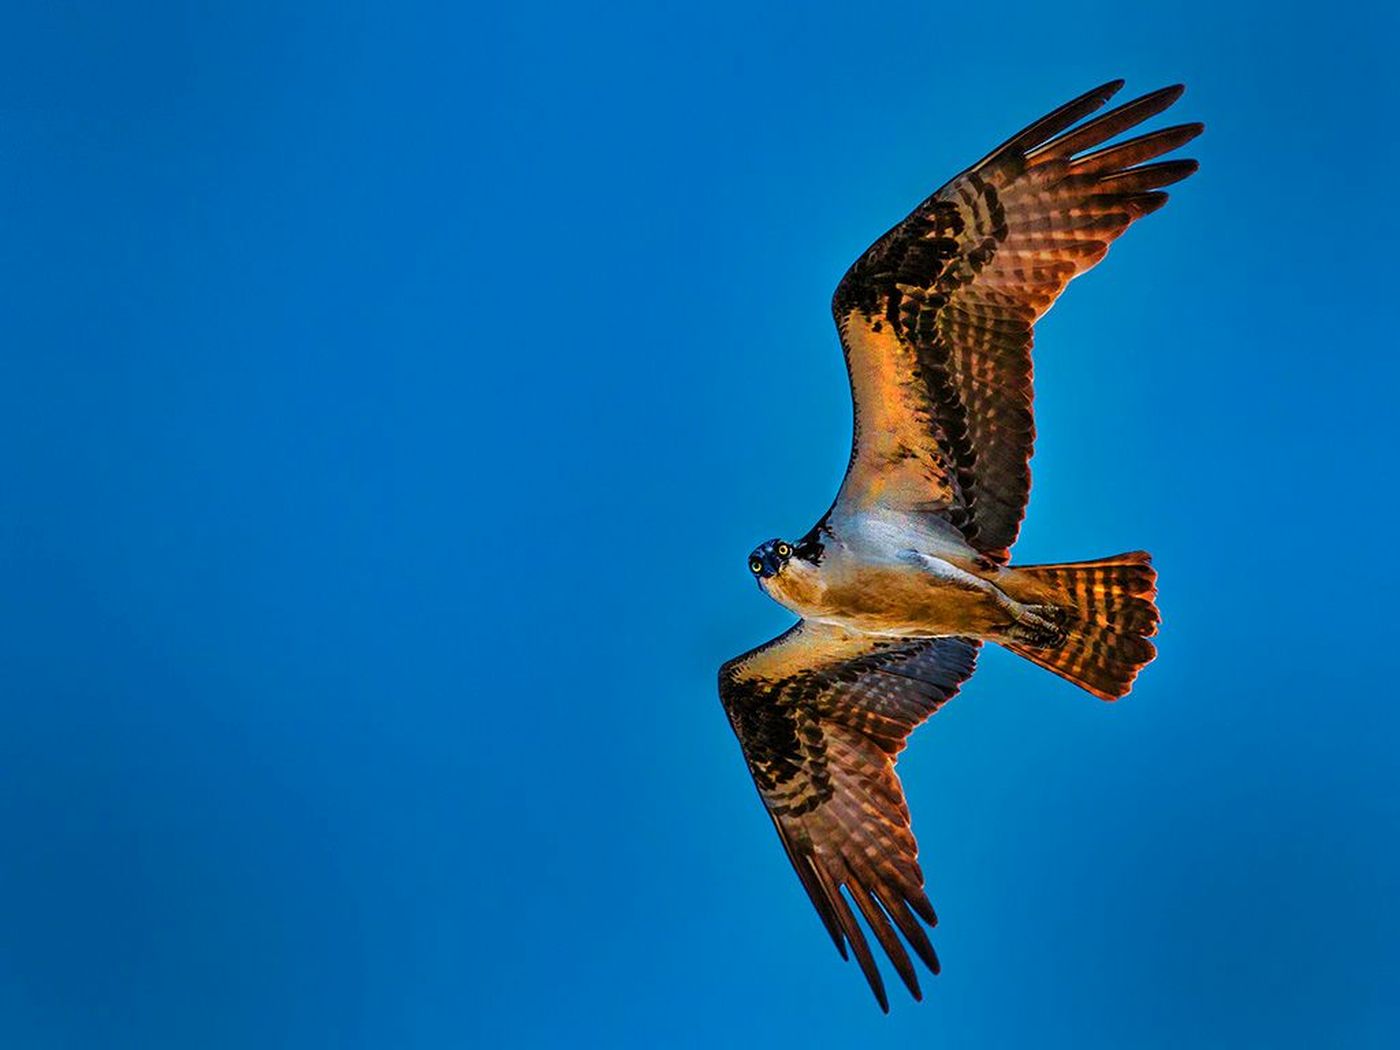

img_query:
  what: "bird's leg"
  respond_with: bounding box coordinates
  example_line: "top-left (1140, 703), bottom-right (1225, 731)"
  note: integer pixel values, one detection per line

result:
top-left (898, 549), bottom-right (1067, 647)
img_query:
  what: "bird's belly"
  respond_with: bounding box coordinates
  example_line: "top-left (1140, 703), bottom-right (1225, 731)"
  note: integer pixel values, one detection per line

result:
top-left (802, 565), bottom-right (1007, 637)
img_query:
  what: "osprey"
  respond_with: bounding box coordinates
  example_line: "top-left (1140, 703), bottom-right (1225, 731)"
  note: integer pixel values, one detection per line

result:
top-left (719, 80), bottom-right (1199, 1010)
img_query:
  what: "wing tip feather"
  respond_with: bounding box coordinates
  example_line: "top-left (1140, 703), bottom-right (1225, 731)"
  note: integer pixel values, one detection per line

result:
top-left (1151, 82), bottom-right (1187, 108)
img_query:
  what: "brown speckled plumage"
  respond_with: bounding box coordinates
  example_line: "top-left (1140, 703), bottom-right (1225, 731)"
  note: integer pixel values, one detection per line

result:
top-left (720, 80), bottom-right (1196, 1010)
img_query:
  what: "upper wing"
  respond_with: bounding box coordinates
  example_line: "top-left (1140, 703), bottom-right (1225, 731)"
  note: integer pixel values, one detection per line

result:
top-left (831, 80), bottom-right (1202, 560)
top-left (719, 620), bottom-right (980, 1010)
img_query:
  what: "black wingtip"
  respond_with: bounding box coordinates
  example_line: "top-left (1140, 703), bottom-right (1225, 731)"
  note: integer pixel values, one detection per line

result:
top-left (1081, 78), bottom-right (1127, 110)
top-left (858, 955), bottom-right (889, 1012)
top-left (1139, 83), bottom-right (1187, 114)
top-left (911, 895), bottom-right (938, 927)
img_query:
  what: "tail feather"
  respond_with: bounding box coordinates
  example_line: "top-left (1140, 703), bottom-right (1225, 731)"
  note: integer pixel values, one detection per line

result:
top-left (1004, 552), bottom-right (1159, 700)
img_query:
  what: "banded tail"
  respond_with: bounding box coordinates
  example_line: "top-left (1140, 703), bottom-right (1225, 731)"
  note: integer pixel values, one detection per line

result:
top-left (1004, 552), bottom-right (1160, 700)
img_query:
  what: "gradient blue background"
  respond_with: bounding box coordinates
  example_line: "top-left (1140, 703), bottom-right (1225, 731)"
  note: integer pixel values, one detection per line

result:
top-left (3, 2), bottom-right (1397, 1046)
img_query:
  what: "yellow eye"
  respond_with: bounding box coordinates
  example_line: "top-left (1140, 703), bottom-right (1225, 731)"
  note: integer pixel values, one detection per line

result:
top-left (776, 543), bottom-right (791, 558)
top-left (750, 560), bottom-right (763, 574)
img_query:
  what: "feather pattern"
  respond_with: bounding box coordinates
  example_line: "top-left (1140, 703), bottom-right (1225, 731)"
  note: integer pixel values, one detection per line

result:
top-left (831, 80), bottom-right (1201, 560)
top-left (721, 81), bottom-right (1198, 1009)
top-left (720, 621), bottom-right (979, 1009)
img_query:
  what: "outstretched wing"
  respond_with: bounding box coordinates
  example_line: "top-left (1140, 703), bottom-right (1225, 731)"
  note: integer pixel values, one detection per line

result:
top-left (719, 621), bottom-right (980, 1010)
top-left (832, 80), bottom-right (1202, 561)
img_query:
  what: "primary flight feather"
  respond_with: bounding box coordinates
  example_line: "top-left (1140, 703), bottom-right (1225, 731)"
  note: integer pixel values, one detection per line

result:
top-left (719, 80), bottom-right (1199, 1010)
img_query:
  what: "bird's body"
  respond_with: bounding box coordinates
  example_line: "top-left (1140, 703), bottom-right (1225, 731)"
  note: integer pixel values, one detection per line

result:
top-left (719, 80), bottom-right (1199, 1010)
top-left (762, 509), bottom-right (1026, 640)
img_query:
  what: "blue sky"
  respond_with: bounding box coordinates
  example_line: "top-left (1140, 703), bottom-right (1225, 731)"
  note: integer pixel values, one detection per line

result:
top-left (3, 2), bottom-right (1398, 1046)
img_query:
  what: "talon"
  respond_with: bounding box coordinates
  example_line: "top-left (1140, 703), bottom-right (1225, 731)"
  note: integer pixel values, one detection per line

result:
top-left (1008, 605), bottom-right (1069, 648)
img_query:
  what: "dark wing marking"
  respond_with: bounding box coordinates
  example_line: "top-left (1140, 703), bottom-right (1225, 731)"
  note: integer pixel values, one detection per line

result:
top-left (832, 80), bottom-right (1202, 560)
top-left (719, 621), bottom-right (980, 1010)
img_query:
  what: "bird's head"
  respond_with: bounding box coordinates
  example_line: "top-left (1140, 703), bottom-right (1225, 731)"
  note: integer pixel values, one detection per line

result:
top-left (748, 538), bottom-right (795, 582)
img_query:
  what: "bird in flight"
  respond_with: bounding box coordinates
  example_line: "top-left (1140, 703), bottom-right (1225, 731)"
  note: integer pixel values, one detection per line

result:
top-left (719, 80), bottom-right (1199, 1010)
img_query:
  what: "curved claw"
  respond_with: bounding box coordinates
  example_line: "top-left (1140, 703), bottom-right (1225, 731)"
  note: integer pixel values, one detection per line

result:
top-left (1006, 605), bottom-right (1069, 648)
